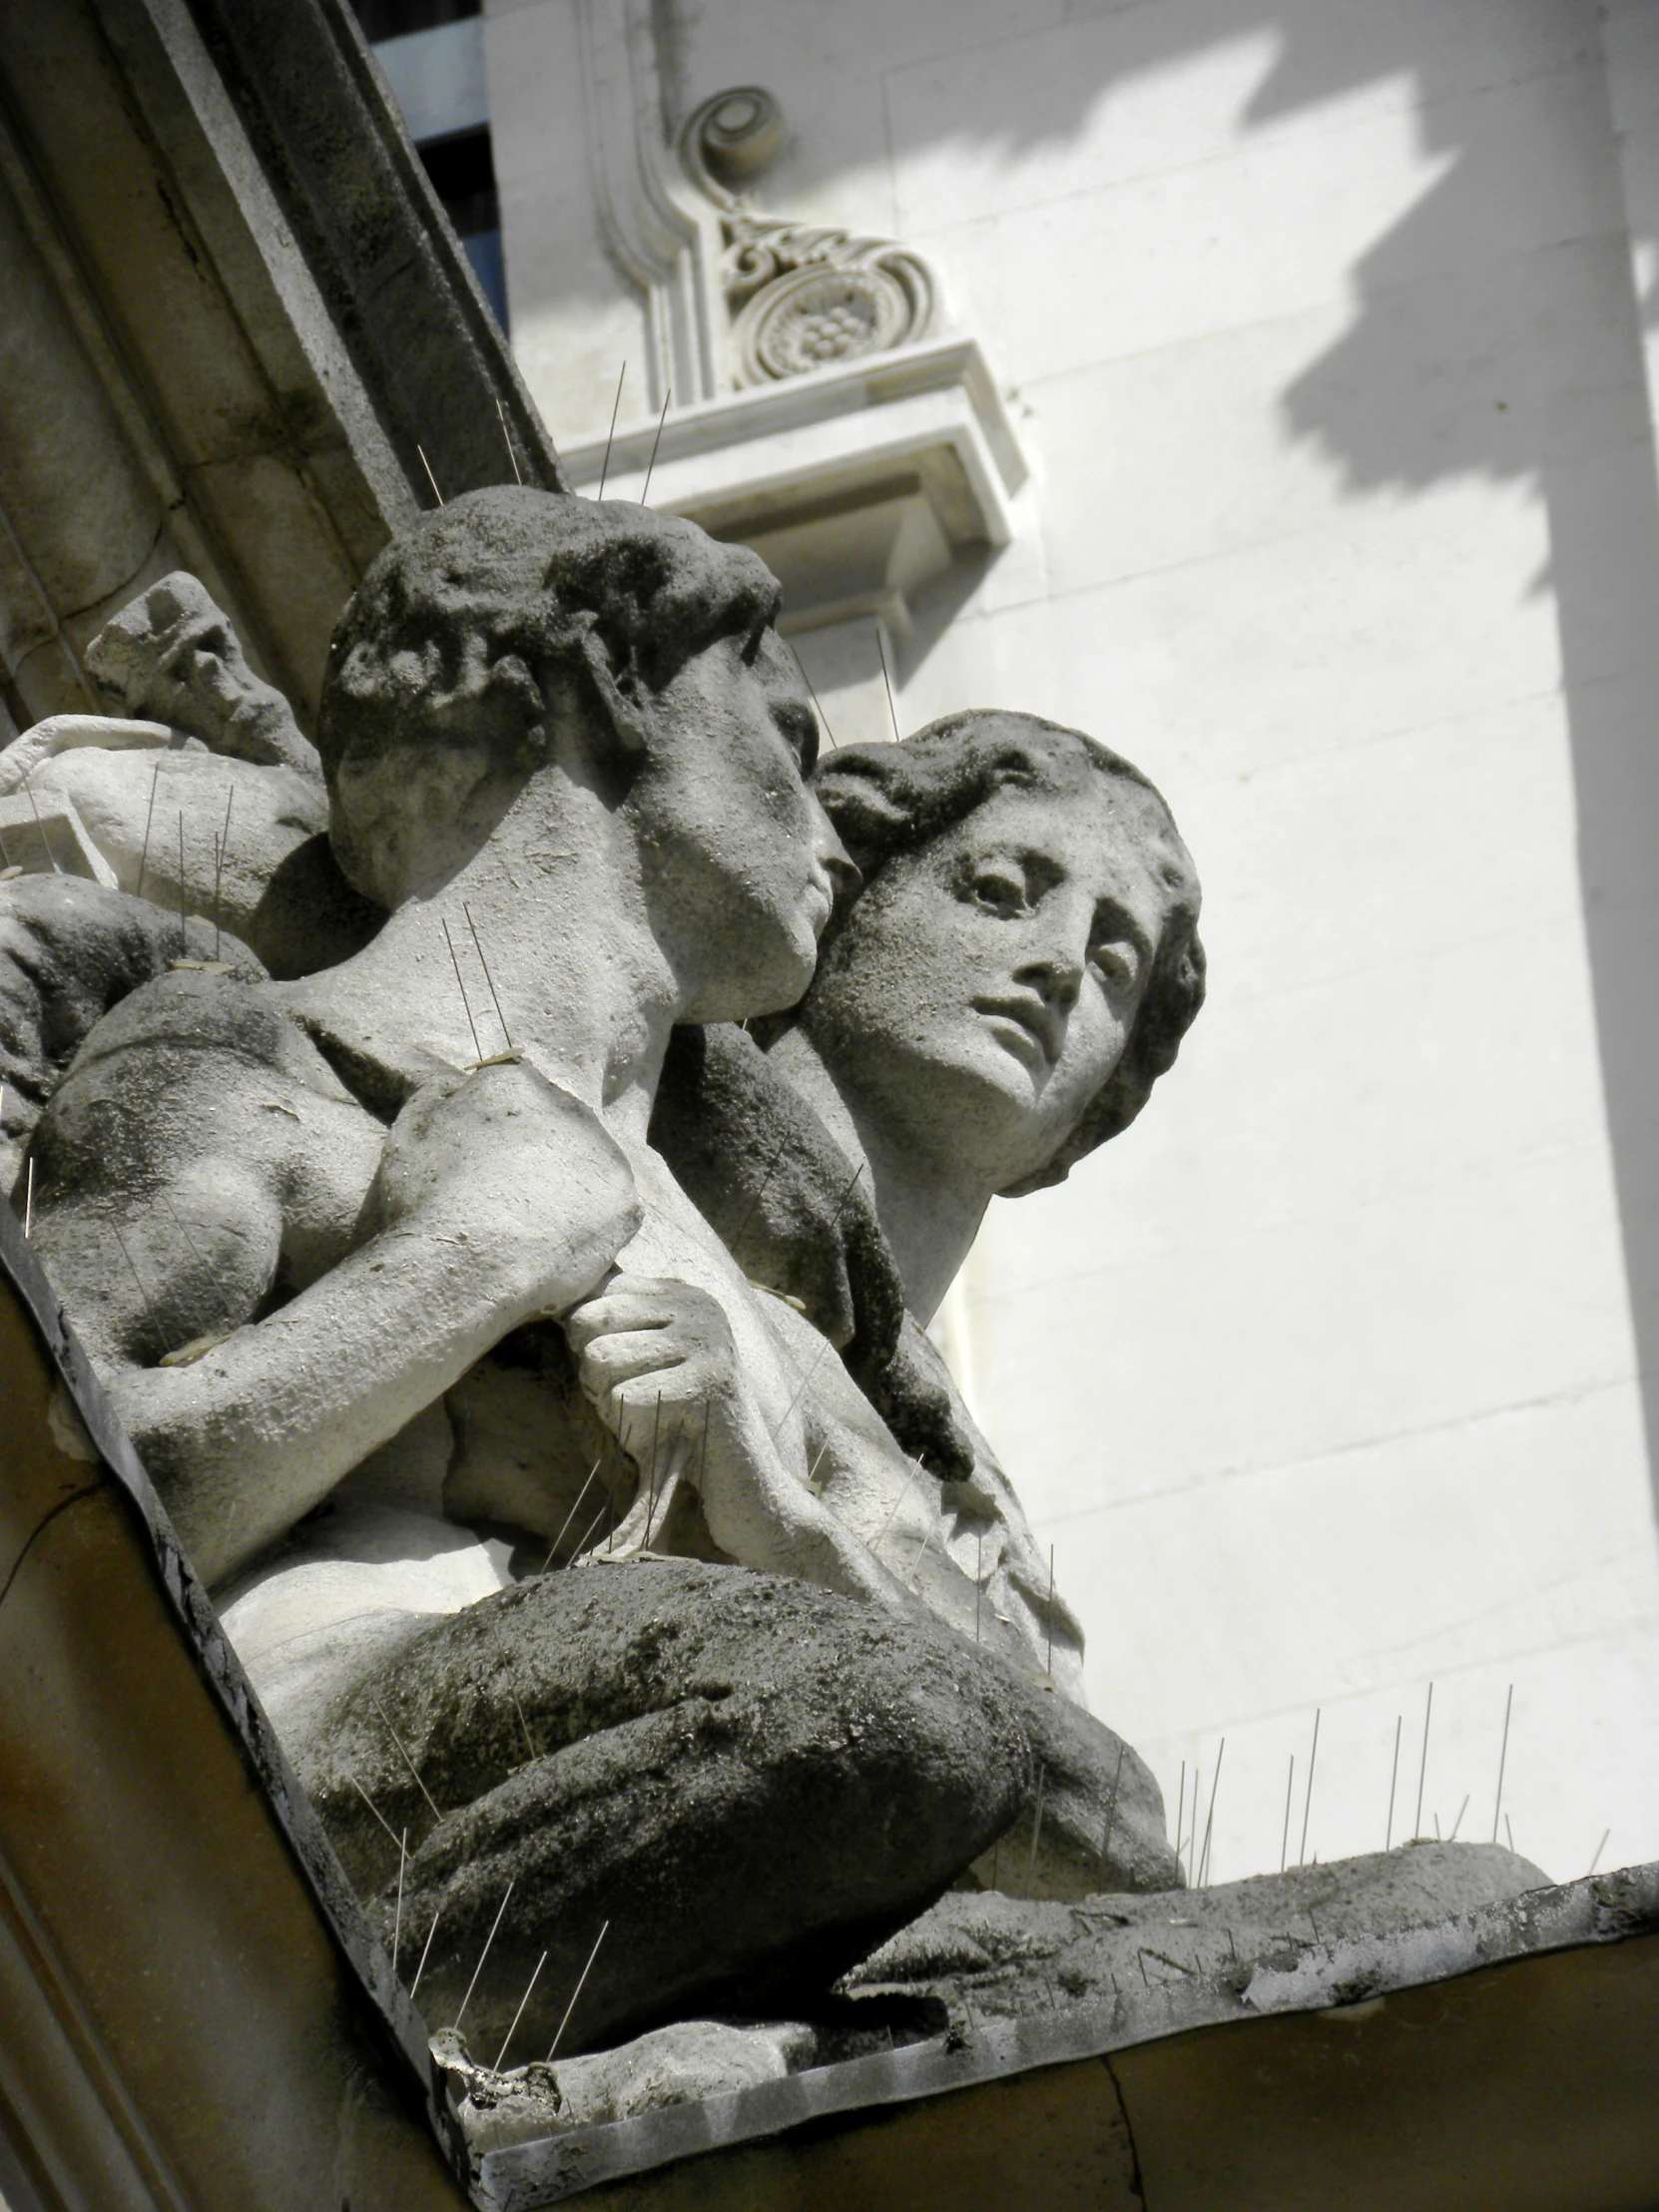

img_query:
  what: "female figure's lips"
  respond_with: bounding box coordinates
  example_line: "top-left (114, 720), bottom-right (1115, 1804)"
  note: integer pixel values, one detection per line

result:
top-left (973, 996), bottom-right (1058, 1068)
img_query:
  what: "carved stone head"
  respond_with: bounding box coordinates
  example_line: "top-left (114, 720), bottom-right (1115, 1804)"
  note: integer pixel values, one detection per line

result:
top-left (314, 488), bottom-right (797, 912)
top-left (798, 711), bottom-right (1206, 1196)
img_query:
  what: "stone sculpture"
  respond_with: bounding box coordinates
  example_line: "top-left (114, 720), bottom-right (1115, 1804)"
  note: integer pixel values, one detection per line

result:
top-left (12, 491), bottom-right (1182, 2067)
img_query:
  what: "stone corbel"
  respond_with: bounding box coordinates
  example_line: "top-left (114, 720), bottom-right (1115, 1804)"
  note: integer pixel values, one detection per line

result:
top-left (573, 9), bottom-right (1027, 637)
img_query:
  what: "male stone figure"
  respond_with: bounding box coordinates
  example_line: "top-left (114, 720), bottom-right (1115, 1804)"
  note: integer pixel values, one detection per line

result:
top-left (27, 490), bottom-right (1173, 2059)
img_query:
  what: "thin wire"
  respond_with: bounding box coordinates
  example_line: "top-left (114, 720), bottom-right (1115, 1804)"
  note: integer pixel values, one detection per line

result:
top-left (640, 386), bottom-right (671, 504)
top-left (417, 445), bottom-right (445, 505)
top-left (1587, 1828), bottom-right (1610, 1877)
top-left (597, 361), bottom-right (626, 498)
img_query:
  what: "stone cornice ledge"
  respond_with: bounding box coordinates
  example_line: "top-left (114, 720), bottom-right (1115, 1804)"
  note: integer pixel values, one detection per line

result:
top-left (560, 336), bottom-right (1026, 631)
top-left (473, 1862), bottom-right (1659, 2208)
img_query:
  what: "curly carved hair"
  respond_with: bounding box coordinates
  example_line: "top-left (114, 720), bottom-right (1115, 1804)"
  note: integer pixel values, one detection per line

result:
top-left (807, 710), bottom-right (1206, 1195)
top-left (315, 487), bottom-right (784, 904)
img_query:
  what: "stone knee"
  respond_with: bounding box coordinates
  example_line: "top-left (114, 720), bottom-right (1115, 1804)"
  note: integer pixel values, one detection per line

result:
top-left (302, 1560), bottom-right (1031, 2053)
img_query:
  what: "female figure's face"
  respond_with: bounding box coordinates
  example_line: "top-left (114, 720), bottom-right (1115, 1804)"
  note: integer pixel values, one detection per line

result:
top-left (800, 776), bottom-right (1193, 1195)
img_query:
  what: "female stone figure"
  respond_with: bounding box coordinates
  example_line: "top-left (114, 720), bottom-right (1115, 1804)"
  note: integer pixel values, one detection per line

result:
top-left (651, 710), bottom-right (1206, 1890)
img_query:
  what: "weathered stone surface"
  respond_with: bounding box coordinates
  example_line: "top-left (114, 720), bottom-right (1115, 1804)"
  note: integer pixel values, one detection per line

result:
top-left (0, 871), bottom-right (264, 1191)
top-left (844, 1842), bottom-right (1551, 2024)
top-left (303, 1559), bottom-right (1031, 2056)
top-left (433, 2018), bottom-right (821, 2155)
top-left (85, 571), bottom-right (319, 775)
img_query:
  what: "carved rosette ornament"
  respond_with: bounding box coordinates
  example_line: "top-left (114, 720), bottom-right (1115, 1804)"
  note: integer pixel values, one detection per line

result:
top-left (681, 88), bottom-right (938, 388)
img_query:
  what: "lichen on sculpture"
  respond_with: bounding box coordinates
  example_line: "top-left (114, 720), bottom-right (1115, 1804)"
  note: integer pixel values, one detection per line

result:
top-left (1, 487), bottom-right (1276, 2088)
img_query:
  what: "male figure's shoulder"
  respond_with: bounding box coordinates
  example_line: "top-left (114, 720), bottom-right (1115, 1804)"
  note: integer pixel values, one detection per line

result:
top-left (60, 968), bottom-right (356, 1106)
top-left (41, 969), bottom-right (373, 1196)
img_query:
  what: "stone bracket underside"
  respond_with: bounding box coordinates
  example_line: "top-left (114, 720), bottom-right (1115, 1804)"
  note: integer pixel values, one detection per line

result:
top-left (562, 336), bottom-right (1026, 636)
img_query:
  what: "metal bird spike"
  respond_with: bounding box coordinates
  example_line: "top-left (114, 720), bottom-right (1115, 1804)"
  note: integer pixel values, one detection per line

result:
top-left (541, 1455), bottom-right (604, 1573)
top-left (462, 900), bottom-right (513, 1053)
top-left (876, 623), bottom-right (900, 741)
top-left (440, 916), bottom-right (484, 1063)
top-left (410, 1897), bottom-right (445, 1999)
top-left (640, 385), bottom-right (671, 504)
top-left (1414, 1680), bottom-right (1434, 1841)
top-left (136, 757), bottom-right (161, 902)
top-left (24, 780), bottom-right (59, 874)
top-left (1101, 1741), bottom-right (1126, 1885)
top-left (453, 1878), bottom-right (515, 2030)
top-left (23, 1158), bottom-right (35, 1241)
top-left (511, 1693), bottom-right (538, 1766)
top-left (213, 785), bottom-right (234, 960)
top-left (1299, 1708), bottom-right (1321, 1867)
top-left (1491, 1682), bottom-right (1513, 1844)
top-left (1025, 1763), bottom-right (1047, 1892)
top-left (1280, 1753), bottom-right (1295, 1875)
top-left (786, 635), bottom-right (839, 752)
top-left (1385, 1713), bottom-right (1402, 1852)
top-left (370, 1696), bottom-right (441, 1817)
top-left (1199, 1739), bottom-right (1225, 1887)
top-left (393, 1829), bottom-right (407, 1971)
top-left (493, 1949), bottom-right (548, 2073)
top-left (495, 396), bottom-right (523, 486)
top-left (177, 813), bottom-right (187, 947)
top-left (417, 444), bottom-right (445, 505)
top-left (347, 1771), bottom-right (400, 1849)
top-left (597, 360), bottom-right (626, 499)
top-left (547, 1919), bottom-right (610, 2061)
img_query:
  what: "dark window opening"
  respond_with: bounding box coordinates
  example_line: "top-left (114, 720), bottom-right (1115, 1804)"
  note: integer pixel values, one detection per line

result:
top-left (349, 0), bottom-right (479, 41)
top-left (415, 125), bottom-right (507, 330)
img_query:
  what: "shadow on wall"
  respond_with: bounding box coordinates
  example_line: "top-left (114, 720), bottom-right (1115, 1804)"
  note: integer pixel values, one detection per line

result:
top-left (858, 0), bottom-right (1659, 1525)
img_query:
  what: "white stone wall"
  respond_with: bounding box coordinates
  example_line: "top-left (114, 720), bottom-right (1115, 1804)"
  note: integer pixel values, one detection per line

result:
top-left (479, 0), bottom-right (1659, 1885)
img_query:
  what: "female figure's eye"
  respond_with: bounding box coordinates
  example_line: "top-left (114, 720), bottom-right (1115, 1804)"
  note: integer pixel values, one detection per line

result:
top-left (968, 866), bottom-right (1027, 913)
top-left (1091, 938), bottom-right (1140, 989)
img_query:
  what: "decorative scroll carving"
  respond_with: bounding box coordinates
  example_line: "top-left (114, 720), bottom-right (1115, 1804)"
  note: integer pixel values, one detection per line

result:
top-left (680, 85), bottom-right (939, 387)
